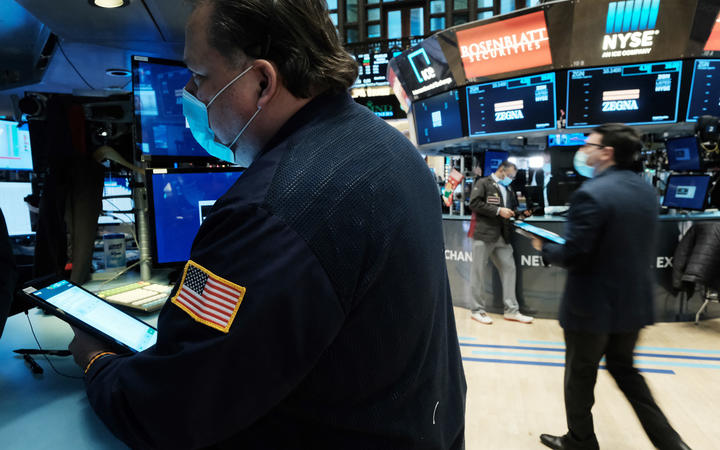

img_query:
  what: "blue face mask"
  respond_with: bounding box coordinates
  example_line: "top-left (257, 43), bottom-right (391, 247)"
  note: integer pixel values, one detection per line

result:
top-left (573, 150), bottom-right (595, 178)
top-left (182, 65), bottom-right (262, 165)
top-left (499, 176), bottom-right (513, 187)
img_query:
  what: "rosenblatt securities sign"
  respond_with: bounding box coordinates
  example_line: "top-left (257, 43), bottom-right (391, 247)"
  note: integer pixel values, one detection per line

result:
top-left (456, 11), bottom-right (552, 79)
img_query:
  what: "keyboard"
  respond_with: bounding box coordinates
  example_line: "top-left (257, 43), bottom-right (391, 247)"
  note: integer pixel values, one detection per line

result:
top-left (97, 281), bottom-right (173, 312)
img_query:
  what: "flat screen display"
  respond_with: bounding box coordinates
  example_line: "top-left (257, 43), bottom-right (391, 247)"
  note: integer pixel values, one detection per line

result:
top-left (687, 59), bottom-right (720, 121)
top-left (413, 89), bottom-right (464, 145)
top-left (0, 120), bottom-right (33, 171)
top-left (566, 61), bottom-right (682, 128)
top-left (100, 177), bottom-right (134, 225)
top-left (353, 51), bottom-right (402, 88)
top-left (147, 169), bottom-right (243, 265)
top-left (0, 182), bottom-right (32, 235)
top-left (665, 136), bottom-right (701, 172)
top-left (132, 56), bottom-right (205, 157)
top-left (28, 279), bottom-right (157, 352)
top-left (483, 150), bottom-right (509, 175)
top-left (662, 174), bottom-right (711, 210)
top-left (547, 133), bottom-right (587, 147)
top-left (466, 72), bottom-right (556, 136)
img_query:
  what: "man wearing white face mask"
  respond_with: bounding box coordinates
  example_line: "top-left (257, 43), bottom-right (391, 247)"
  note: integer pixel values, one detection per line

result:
top-left (468, 160), bottom-right (533, 325)
top-left (68, 0), bottom-right (467, 448)
top-left (533, 124), bottom-right (689, 450)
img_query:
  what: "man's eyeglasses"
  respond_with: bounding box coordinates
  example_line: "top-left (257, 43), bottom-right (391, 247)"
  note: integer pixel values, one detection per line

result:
top-left (583, 142), bottom-right (606, 149)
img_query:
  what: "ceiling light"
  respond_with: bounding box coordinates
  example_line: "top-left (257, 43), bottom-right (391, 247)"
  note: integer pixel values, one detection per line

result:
top-left (89, 0), bottom-right (129, 8)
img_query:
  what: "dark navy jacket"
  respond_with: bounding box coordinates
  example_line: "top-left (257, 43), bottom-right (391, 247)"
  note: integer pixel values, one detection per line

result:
top-left (542, 167), bottom-right (658, 333)
top-left (84, 92), bottom-right (467, 449)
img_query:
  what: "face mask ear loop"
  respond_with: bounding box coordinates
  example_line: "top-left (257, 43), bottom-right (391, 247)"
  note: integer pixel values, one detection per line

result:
top-left (207, 65), bottom-right (255, 108)
top-left (228, 105), bottom-right (262, 149)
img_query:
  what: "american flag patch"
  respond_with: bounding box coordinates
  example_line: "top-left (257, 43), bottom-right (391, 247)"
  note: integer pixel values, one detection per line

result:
top-left (171, 261), bottom-right (246, 333)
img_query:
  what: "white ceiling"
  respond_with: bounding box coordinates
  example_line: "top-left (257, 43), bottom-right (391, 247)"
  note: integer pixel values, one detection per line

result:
top-left (0, 0), bottom-right (194, 116)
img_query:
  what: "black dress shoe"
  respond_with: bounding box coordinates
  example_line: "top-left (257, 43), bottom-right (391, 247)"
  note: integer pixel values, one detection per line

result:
top-left (540, 434), bottom-right (564, 449)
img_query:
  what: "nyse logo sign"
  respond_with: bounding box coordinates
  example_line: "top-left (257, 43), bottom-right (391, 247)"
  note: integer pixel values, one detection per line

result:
top-left (602, 0), bottom-right (661, 58)
top-left (656, 257), bottom-right (672, 268)
top-left (521, 255), bottom-right (544, 267)
top-left (406, 47), bottom-right (454, 97)
top-left (445, 250), bottom-right (473, 262)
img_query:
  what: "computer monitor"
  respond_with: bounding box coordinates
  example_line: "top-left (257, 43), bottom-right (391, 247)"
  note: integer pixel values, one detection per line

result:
top-left (466, 72), bottom-right (556, 136)
top-left (662, 174), bottom-right (711, 211)
top-left (0, 182), bottom-right (33, 236)
top-left (687, 59), bottom-right (720, 121)
top-left (0, 120), bottom-right (33, 171)
top-left (665, 136), bottom-right (702, 172)
top-left (483, 150), bottom-right (509, 175)
top-left (146, 168), bottom-right (244, 266)
top-left (100, 177), bottom-right (134, 225)
top-left (132, 55), bottom-right (207, 158)
top-left (412, 89), bottom-right (465, 145)
top-left (547, 133), bottom-right (586, 147)
top-left (566, 61), bottom-right (682, 128)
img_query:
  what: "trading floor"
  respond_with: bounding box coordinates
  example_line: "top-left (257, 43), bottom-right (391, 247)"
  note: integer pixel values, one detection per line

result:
top-left (457, 308), bottom-right (720, 450)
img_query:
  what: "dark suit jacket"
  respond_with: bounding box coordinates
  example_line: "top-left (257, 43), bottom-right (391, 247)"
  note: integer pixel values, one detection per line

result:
top-left (542, 167), bottom-right (658, 333)
top-left (469, 176), bottom-right (519, 243)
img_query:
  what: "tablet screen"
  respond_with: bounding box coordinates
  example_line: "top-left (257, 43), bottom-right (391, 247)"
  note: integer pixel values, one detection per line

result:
top-left (514, 221), bottom-right (566, 245)
top-left (28, 280), bottom-right (157, 352)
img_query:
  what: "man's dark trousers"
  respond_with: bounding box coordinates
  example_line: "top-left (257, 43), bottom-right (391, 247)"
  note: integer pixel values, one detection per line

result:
top-left (563, 330), bottom-right (681, 450)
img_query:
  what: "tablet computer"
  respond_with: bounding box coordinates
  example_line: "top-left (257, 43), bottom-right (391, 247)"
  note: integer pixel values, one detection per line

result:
top-left (22, 277), bottom-right (158, 353)
top-left (513, 221), bottom-right (566, 245)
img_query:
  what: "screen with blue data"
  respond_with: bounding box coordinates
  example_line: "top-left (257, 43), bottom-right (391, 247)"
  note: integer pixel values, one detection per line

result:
top-left (132, 56), bottom-right (205, 157)
top-left (662, 175), bottom-right (711, 210)
top-left (566, 61), bottom-right (682, 128)
top-left (148, 170), bottom-right (243, 264)
top-left (466, 73), bottom-right (556, 136)
top-left (0, 182), bottom-right (32, 235)
top-left (665, 136), bottom-right (701, 172)
top-left (0, 120), bottom-right (32, 171)
top-left (483, 150), bottom-right (509, 175)
top-left (687, 59), bottom-right (720, 121)
top-left (413, 89), bottom-right (464, 145)
top-left (547, 133), bottom-right (587, 147)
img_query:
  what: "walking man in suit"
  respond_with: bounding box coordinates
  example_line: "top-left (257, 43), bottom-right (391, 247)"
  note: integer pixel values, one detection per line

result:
top-left (468, 160), bottom-right (533, 325)
top-left (533, 124), bottom-right (690, 450)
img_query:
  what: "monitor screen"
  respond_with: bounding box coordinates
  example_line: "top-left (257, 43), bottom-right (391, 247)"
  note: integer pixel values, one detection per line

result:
top-left (665, 136), bottom-right (702, 172)
top-left (662, 175), bottom-right (711, 210)
top-left (466, 72), bottom-right (556, 136)
top-left (413, 89), bottom-right (464, 145)
top-left (147, 169), bottom-right (243, 265)
top-left (687, 59), bottom-right (720, 121)
top-left (353, 51), bottom-right (402, 88)
top-left (132, 56), bottom-right (205, 158)
top-left (483, 150), bottom-right (509, 175)
top-left (0, 182), bottom-right (32, 235)
top-left (100, 177), bottom-right (134, 225)
top-left (566, 61), bottom-right (682, 128)
top-left (547, 133), bottom-right (586, 147)
top-left (0, 120), bottom-right (33, 171)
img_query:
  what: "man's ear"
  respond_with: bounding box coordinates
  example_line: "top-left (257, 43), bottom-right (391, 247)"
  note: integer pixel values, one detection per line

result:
top-left (253, 59), bottom-right (278, 110)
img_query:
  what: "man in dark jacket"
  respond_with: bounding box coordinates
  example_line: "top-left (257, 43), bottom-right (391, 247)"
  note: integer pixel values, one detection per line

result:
top-left (68, 1), bottom-right (466, 448)
top-left (533, 124), bottom-right (689, 450)
top-left (468, 160), bottom-right (533, 324)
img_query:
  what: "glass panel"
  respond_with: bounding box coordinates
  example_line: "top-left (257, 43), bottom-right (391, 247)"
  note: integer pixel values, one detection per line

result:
top-left (528, 0), bottom-right (541, 6)
top-left (367, 0), bottom-right (380, 3)
top-left (477, 10), bottom-right (493, 20)
top-left (346, 0), bottom-right (358, 22)
top-left (453, 12), bottom-right (469, 25)
top-left (367, 7), bottom-right (380, 21)
top-left (410, 8), bottom-right (424, 37)
top-left (346, 28), bottom-right (359, 43)
top-left (387, 10), bottom-right (402, 39)
top-left (329, 13), bottom-right (338, 25)
top-left (430, 16), bottom-right (446, 31)
top-left (500, 0), bottom-right (516, 14)
top-left (326, 0), bottom-right (337, 10)
top-left (454, 0), bottom-right (468, 9)
top-left (430, 0), bottom-right (446, 14)
top-left (477, 0), bottom-right (493, 8)
top-left (367, 24), bottom-right (381, 38)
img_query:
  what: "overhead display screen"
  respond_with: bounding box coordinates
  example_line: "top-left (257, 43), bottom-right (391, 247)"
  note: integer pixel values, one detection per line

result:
top-left (456, 11), bottom-right (552, 80)
top-left (466, 72), bottom-right (556, 136)
top-left (0, 120), bottom-right (32, 171)
top-left (687, 59), bottom-right (720, 121)
top-left (388, 36), bottom-right (456, 100)
top-left (353, 51), bottom-right (401, 88)
top-left (566, 61), bottom-right (681, 128)
top-left (413, 90), bottom-right (464, 145)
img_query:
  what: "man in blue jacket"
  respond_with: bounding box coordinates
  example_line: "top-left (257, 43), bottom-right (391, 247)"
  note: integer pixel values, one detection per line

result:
top-left (68, 0), bottom-right (466, 448)
top-left (533, 124), bottom-right (689, 450)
